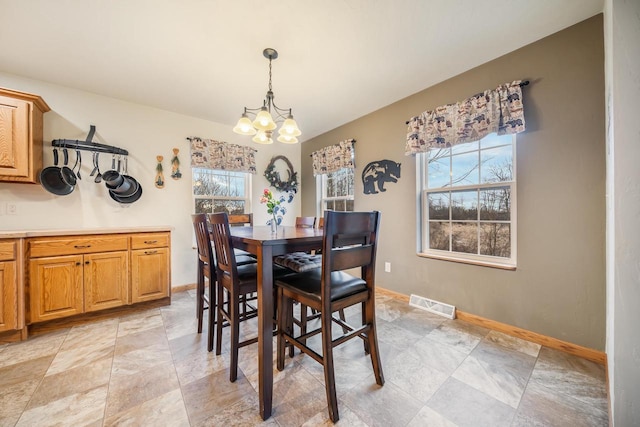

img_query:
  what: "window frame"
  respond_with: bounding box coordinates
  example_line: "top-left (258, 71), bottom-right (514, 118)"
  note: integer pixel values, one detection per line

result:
top-left (192, 167), bottom-right (252, 215)
top-left (417, 134), bottom-right (517, 269)
top-left (316, 167), bottom-right (355, 217)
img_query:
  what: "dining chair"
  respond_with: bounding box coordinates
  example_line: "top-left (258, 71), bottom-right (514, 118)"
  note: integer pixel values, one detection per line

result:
top-left (208, 212), bottom-right (289, 382)
top-left (227, 213), bottom-right (256, 261)
top-left (273, 216), bottom-right (321, 272)
top-left (295, 216), bottom-right (316, 228)
top-left (275, 210), bottom-right (384, 423)
top-left (191, 214), bottom-right (256, 352)
top-left (228, 213), bottom-right (253, 226)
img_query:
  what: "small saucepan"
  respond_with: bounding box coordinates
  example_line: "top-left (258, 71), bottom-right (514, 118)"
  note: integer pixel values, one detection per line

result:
top-left (102, 154), bottom-right (123, 187)
top-left (40, 148), bottom-right (74, 196)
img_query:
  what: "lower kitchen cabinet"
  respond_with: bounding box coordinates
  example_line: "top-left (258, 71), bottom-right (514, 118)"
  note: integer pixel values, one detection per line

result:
top-left (0, 239), bottom-right (22, 334)
top-left (29, 255), bottom-right (84, 322)
top-left (131, 247), bottom-right (169, 303)
top-left (0, 259), bottom-right (18, 332)
top-left (26, 230), bottom-right (170, 324)
top-left (84, 251), bottom-right (129, 312)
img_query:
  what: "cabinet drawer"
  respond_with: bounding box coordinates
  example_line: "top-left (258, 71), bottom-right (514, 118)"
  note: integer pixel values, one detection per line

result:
top-left (0, 240), bottom-right (16, 261)
top-left (130, 233), bottom-right (169, 249)
top-left (29, 235), bottom-right (129, 257)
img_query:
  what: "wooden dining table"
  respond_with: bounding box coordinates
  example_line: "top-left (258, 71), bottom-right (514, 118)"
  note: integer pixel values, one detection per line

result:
top-left (229, 225), bottom-right (324, 420)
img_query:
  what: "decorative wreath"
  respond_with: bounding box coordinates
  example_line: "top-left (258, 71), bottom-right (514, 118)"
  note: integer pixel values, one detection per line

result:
top-left (264, 155), bottom-right (298, 193)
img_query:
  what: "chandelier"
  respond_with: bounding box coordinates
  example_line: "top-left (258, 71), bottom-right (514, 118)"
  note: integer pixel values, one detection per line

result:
top-left (233, 48), bottom-right (301, 144)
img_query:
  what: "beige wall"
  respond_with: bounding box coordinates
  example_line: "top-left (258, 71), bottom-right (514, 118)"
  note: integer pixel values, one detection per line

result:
top-left (302, 16), bottom-right (605, 350)
top-left (0, 73), bottom-right (301, 288)
top-left (605, 0), bottom-right (640, 423)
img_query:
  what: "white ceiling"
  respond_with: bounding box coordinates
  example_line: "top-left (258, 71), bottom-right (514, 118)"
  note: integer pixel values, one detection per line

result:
top-left (0, 0), bottom-right (603, 142)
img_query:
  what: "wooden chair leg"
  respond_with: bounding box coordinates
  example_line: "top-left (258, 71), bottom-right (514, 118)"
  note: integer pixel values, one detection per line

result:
top-left (215, 285), bottom-right (224, 356)
top-left (207, 278), bottom-right (215, 352)
top-left (229, 290), bottom-right (240, 382)
top-left (321, 310), bottom-right (340, 423)
top-left (338, 308), bottom-right (348, 334)
top-left (364, 299), bottom-right (384, 386)
top-left (361, 302), bottom-right (370, 354)
top-left (277, 288), bottom-right (290, 371)
top-left (229, 292), bottom-right (244, 383)
top-left (196, 264), bottom-right (204, 333)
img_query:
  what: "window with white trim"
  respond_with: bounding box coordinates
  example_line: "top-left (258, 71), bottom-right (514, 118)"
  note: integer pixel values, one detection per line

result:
top-left (418, 133), bottom-right (516, 267)
top-left (317, 168), bottom-right (354, 215)
top-left (192, 168), bottom-right (251, 214)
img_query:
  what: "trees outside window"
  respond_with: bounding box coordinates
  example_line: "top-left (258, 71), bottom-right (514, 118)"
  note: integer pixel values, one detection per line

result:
top-left (192, 168), bottom-right (250, 214)
top-left (420, 133), bottom-right (516, 266)
top-left (317, 168), bottom-right (354, 215)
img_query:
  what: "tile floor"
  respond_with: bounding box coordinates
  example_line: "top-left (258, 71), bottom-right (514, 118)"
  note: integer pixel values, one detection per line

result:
top-left (0, 290), bottom-right (608, 427)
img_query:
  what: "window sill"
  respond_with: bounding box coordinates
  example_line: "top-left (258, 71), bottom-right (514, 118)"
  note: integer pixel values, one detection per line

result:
top-left (417, 252), bottom-right (517, 270)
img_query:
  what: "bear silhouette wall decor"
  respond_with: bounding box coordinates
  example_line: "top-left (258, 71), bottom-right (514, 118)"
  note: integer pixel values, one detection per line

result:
top-left (361, 159), bottom-right (401, 194)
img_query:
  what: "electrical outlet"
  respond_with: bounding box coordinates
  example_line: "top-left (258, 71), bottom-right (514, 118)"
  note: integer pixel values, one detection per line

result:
top-left (7, 203), bottom-right (17, 215)
top-left (384, 262), bottom-right (391, 273)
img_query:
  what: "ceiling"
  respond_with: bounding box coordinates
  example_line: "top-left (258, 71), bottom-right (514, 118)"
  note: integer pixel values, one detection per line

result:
top-left (0, 0), bottom-right (603, 142)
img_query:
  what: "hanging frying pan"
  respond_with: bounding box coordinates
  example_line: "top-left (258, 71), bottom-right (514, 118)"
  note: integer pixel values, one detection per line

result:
top-left (60, 148), bottom-right (78, 186)
top-left (40, 148), bottom-right (74, 196)
top-left (109, 182), bottom-right (143, 204)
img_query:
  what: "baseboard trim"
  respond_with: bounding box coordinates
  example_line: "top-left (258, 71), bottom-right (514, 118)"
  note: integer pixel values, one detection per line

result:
top-left (378, 287), bottom-right (606, 365)
top-left (172, 283), bottom-right (197, 293)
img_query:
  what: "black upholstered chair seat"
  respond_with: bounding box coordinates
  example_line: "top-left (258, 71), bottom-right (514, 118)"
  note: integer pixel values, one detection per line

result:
top-left (235, 254), bottom-right (257, 266)
top-left (273, 252), bottom-right (322, 273)
top-left (232, 262), bottom-right (290, 282)
top-left (276, 269), bottom-right (366, 302)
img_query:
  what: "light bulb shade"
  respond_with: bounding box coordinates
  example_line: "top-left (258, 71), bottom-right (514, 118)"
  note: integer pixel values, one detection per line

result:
top-left (252, 108), bottom-right (277, 131)
top-left (277, 134), bottom-right (299, 144)
top-left (252, 130), bottom-right (273, 144)
top-left (278, 117), bottom-right (301, 137)
top-left (233, 116), bottom-right (257, 135)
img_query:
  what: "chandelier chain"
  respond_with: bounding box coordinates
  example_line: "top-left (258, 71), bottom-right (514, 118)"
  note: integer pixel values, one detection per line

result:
top-left (268, 57), bottom-right (273, 94)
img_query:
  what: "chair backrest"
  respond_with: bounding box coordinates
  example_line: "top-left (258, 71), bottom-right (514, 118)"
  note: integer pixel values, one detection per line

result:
top-left (208, 212), bottom-right (238, 286)
top-left (192, 213), bottom-right (214, 267)
top-left (296, 216), bottom-right (316, 228)
top-left (228, 213), bottom-right (253, 227)
top-left (321, 211), bottom-right (380, 299)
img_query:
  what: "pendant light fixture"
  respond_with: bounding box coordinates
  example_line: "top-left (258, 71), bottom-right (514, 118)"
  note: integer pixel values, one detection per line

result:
top-left (233, 48), bottom-right (302, 144)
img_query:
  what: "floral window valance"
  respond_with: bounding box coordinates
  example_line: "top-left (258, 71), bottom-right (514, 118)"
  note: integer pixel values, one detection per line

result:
top-left (312, 139), bottom-right (355, 176)
top-left (405, 80), bottom-right (526, 156)
top-left (188, 136), bottom-right (257, 174)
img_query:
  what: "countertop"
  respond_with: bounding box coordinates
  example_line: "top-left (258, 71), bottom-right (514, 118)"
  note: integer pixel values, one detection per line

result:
top-left (0, 226), bottom-right (172, 239)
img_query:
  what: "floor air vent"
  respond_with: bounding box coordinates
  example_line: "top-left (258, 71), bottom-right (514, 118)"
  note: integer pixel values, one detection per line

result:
top-left (409, 294), bottom-right (456, 319)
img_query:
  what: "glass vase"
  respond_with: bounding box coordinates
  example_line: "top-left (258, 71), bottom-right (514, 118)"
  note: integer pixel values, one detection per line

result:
top-left (271, 214), bottom-right (278, 233)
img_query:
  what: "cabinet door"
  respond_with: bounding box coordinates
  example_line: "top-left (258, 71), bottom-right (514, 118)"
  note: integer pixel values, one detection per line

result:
top-left (29, 255), bottom-right (83, 323)
top-left (0, 261), bottom-right (18, 332)
top-left (84, 251), bottom-right (129, 312)
top-left (0, 95), bottom-right (29, 179)
top-left (130, 248), bottom-right (169, 303)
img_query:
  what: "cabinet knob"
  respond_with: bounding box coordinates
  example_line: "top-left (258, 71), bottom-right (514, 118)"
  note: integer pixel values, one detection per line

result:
top-left (144, 250), bottom-right (158, 255)
top-left (85, 261), bottom-right (90, 265)
top-left (76, 262), bottom-right (81, 266)
top-left (144, 240), bottom-right (158, 244)
top-left (74, 245), bottom-right (91, 249)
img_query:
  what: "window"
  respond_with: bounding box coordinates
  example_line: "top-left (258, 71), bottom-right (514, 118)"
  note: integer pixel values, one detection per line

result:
top-left (317, 168), bottom-right (354, 215)
top-left (192, 168), bottom-right (251, 214)
top-left (418, 133), bottom-right (516, 267)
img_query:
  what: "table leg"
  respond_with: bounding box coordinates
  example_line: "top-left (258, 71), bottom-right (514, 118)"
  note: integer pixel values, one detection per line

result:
top-left (257, 245), bottom-right (273, 420)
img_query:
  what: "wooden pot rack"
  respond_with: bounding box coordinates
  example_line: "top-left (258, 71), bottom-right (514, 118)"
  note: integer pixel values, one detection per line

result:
top-left (51, 125), bottom-right (128, 156)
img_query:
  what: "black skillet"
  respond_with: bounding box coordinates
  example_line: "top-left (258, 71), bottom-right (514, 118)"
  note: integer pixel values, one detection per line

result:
top-left (40, 148), bottom-right (74, 196)
top-left (60, 148), bottom-right (78, 186)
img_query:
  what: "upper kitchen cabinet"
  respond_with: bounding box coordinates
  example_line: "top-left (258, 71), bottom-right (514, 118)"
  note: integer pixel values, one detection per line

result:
top-left (0, 88), bottom-right (50, 183)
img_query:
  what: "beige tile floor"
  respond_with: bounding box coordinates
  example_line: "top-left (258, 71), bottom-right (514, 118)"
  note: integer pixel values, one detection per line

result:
top-left (0, 290), bottom-right (608, 427)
